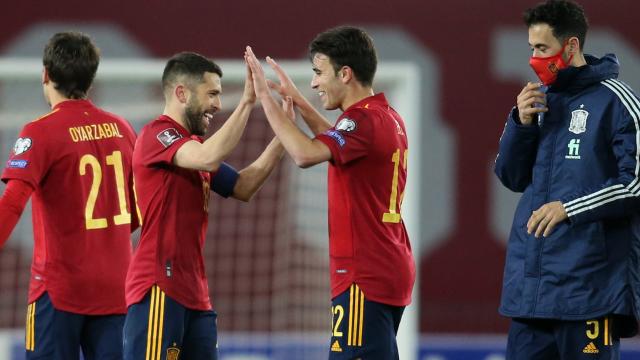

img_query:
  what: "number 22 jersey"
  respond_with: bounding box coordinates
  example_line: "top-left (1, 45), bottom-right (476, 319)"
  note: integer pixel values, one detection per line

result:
top-left (315, 93), bottom-right (415, 306)
top-left (1, 99), bottom-right (138, 314)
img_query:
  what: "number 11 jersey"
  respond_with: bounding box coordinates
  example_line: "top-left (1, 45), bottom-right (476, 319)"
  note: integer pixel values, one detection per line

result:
top-left (1, 99), bottom-right (138, 315)
top-left (315, 93), bottom-right (415, 307)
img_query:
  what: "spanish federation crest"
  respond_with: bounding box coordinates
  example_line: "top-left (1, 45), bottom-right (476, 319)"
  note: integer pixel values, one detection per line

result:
top-left (569, 109), bottom-right (589, 134)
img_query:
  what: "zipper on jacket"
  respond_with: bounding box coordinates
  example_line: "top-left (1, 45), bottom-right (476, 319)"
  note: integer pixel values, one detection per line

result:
top-left (531, 117), bottom-right (559, 316)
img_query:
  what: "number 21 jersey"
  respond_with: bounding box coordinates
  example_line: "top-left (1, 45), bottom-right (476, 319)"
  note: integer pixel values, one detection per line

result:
top-left (1, 99), bottom-right (137, 314)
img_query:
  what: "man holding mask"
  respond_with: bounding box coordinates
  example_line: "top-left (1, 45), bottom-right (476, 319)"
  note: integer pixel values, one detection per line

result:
top-left (494, 0), bottom-right (640, 358)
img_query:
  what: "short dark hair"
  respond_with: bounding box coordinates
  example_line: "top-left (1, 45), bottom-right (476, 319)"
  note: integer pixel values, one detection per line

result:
top-left (523, 0), bottom-right (589, 49)
top-left (43, 32), bottom-right (100, 99)
top-left (162, 52), bottom-right (223, 93)
top-left (309, 26), bottom-right (377, 87)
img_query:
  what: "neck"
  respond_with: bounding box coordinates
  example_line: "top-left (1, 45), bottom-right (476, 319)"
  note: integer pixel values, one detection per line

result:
top-left (340, 86), bottom-right (375, 111)
top-left (571, 52), bottom-right (587, 67)
top-left (47, 90), bottom-right (73, 109)
top-left (162, 102), bottom-right (189, 132)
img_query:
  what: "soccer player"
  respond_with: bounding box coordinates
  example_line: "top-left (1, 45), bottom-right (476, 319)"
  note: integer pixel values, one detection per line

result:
top-left (494, 0), bottom-right (640, 357)
top-left (245, 26), bottom-right (415, 360)
top-left (0, 32), bottom-right (138, 359)
top-left (123, 52), bottom-right (287, 359)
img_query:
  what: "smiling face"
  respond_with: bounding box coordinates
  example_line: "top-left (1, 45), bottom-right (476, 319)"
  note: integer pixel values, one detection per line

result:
top-left (310, 53), bottom-right (347, 111)
top-left (184, 71), bottom-right (221, 136)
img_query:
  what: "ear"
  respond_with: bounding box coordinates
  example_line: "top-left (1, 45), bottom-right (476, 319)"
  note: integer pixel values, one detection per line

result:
top-left (339, 66), bottom-right (353, 84)
top-left (567, 36), bottom-right (580, 55)
top-left (175, 84), bottom-right (188, 104)
top-left (42, 68), bottom-right (50, 84)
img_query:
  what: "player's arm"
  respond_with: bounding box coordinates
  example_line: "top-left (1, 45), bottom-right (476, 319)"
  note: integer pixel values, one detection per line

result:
top-left (245, 47), bottom-right (331, 168)
top-left (232, 137), bottom-right (284, 202)
top-left (231, 97), bottom-right (293, 201)
top-left (265, 56), bottom-right (333, 135)
top-left (174, 62), bottom-right (257, 172)
top-left (0, 179), bottom-right (33, 250)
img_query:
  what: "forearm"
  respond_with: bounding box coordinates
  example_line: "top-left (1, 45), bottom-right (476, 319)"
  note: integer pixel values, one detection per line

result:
top-left (203, 99), bottom-right (254, 165)
top-left (294, 96), bottom-right (333, 135)
top-left (260, 94), bottom-right (323, 166)
top-left (494, 109), bottom-right (540, 192)
top-left (0, 180), bottom-right (33, 250)
top-left (233, 137), bottom-right (284, 201)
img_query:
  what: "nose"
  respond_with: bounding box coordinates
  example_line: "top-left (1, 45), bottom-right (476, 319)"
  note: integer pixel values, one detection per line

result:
top-left (310, 74), bottom-right (318, 89)
top-left (212, 96), bottom-right (221, 112)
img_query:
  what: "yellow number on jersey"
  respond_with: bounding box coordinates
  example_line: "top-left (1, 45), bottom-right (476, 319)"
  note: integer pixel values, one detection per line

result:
top-left (382, 149), bottom-right (408, 223)
top-left (79, 151), bottom-right (131, 230)
top-left (331, 305), bottom-right (344, 337)
top-left (586, 320), bottom-right (599, 340)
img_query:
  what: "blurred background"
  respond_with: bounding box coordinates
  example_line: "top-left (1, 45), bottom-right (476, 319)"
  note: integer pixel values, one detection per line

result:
top-left (1, 0), bottom-right (640, 359)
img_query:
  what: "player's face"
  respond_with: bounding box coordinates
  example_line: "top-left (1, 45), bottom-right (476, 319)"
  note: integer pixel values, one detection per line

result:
top-left (528, 23), bottom-right (564, 59)
top-left (311, 53), bottom-right (347, 111)
top-left (184, 72), bottom-right (221, 136)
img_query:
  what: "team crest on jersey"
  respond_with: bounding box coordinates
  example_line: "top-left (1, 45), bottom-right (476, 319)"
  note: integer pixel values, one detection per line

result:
top-left (13, 137), bottom-right (32, 155)
top-left (156, 128), bottom-right (183, 148)
top-left (167, 344), bottom-right (180, 360)
top-left (336, 118), bottom-right (356, 132)
top-left (569, 107), bottom-right (589, 134)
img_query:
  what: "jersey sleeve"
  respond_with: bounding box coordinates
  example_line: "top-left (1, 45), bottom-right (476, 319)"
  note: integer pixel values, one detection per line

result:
top-left (0, 179), bottom-right (34, 250)
top-left (315, 109), bottom-right (373, 166)
top-left (138, 122), bottom-right (191, 167)
top-left (1, 123), bottom-right (51, 188)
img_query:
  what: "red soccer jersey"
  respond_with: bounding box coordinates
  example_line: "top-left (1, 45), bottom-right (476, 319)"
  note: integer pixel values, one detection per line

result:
top-left (126, 115), bottom-right (214, 311)
top-left (315, 93), bottom-right (415, 306)
top-left (1, 99), bottom-right (137, 314)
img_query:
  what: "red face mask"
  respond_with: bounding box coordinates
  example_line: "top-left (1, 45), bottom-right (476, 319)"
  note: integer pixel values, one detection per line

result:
top-left (529, 43), bottom-right (574, 85)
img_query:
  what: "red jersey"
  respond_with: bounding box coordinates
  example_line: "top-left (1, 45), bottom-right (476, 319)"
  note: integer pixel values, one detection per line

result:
top-left (315, 93), bottom-right (415, 306)
top-left (1, 99), bottom-right (137, 314)
top-left (126, 115), bottom-right (214, 311)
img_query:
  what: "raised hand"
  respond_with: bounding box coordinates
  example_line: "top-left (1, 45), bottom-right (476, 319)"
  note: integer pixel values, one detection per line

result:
top-left (282, 96), bottom-right (295, 122)
top-left (244, 46), bottom-right (271, 99)
top-left (517, 82), bottom-right (548, 125)
top-left (265, 57), bottom-right (303, 104)
top-left (241, 57), bottom-right (257, 104)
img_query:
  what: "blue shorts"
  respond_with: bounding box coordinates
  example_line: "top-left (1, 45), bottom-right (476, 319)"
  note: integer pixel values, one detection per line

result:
top-left (507, 316), bottom-right (627, 359)
top-left (25, 292), bottom-right (124, 360)
top-left (329, 283), bottom-right (405, 360)
top-left (123, 285), bottom-right (218, 360)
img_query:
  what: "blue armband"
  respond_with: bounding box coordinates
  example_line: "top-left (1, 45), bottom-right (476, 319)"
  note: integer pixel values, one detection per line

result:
top-left (211, 162), bottom-right (239, 198)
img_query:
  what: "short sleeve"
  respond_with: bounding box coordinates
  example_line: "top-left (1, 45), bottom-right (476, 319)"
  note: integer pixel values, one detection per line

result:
top-left (315, 109), bottom-right (373, 166)
top-left (1, 123), bottom-right (51, 188)
top-left (138, 123), bottom-right (192, 167)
